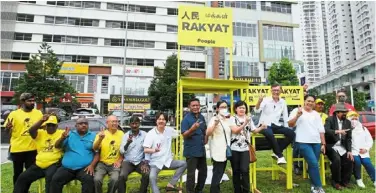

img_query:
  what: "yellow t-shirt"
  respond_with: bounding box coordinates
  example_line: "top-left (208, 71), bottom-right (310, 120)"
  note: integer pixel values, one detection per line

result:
top-left (34, 129), bottom-right (64, 169)
top-left (319, 112), bottom-right (328, 125)
top-left (94, 130), bottom-right (124, 165)
top-left (5, 109), bottom-right (43, 153)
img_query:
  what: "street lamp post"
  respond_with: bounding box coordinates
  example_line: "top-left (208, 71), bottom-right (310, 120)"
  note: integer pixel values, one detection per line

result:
top-left (120, 2), bottom-right (129, 126)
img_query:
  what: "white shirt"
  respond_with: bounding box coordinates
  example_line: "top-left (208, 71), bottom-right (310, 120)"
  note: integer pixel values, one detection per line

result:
top-left (254, 97), bottom-right (288, 127)
top-left (208, 117), bottom-right (236, 162)
top-left (143, 127), bottom-right (179, 169)
top-left (229, 115), bottom-right (256, 152)
top-left (288, 108), bottom-right (325, 143)
top-left (351, 122), bottom-right (373, 158)
top-left (332, 118), bottom-right (347, 156)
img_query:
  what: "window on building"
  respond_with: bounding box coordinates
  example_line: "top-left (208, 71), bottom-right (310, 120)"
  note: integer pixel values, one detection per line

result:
top-left (11, 52), bottom-right (30, 60)
top-left (107, 3), bottom-right (156, 13)
top-left (127, 40), bottom-right (155, 48)
top-left (65, 75), bottom-right (85, 93)
top-left (263, 25), bottom-right (294, 42)
top-left (57, 55), bottom-right (96, 64)
top-left (45, 16), bottom-right (99, 27)
top-left (47, 1), bottom-right (100, 8)
top-left (87, 75), bottom-right (96, 93)
top-left (0, 72), bottom-right (24, 91)
top-left (105, 21), bottom-right (156, 31)
top-left (126, 58), bottom-right (154, 66)
top-left (104, 38), bottom-right (125, 46)
top-left (167, 25), bottom-right (178, 32)
top-left (224, 1), bottom-right (256, 9)
top-left (101, 76), bottom-right (109, 94)
top-left (103, 57), bottom-right (124, 64)
top-left (167, 8), bottom-right (178, 15)
top-left (19, 1), bottom-right (36, 3)
top-left (181, 61), bottom-right (205, 69)
top-left (232, 61), bottom-right (259, 77)
top-left (233, 22), bottom-right (257, 37)
top-left (14, 33), bottom-right (32, 41)
top-left (16, 14), bottom-right (34, 22)
top-left (261, 2), bottom-right (292, 14)
top-left (166, 42), bottom-right (178, 49)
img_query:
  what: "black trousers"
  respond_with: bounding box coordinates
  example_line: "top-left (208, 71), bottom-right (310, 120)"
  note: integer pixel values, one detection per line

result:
top-left (186, 156), bottom-right (207, 193)
top-left (210, 159), bottom-right (227, 193)
top-left (13, 163), bottom-right (58, 193)
top-left (230, 151), bottom-right (250, 193)
top-left (10, 150), bottom-right (37, 185)
top-left (260, 124), bottom-right (295, 157)
top-left (326, 145), bottom-right (353, 185)
top-left (117, 161), bottom-right (149, 193)
top-left (50, 167), bottom-right (94, 193)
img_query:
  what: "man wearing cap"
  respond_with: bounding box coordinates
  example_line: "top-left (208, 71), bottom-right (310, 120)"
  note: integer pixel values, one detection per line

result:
top-left (315, 99), bottom-right (328, 124)
top-left (324, 103), bottom-right (353, 190)
top-left (328, 90), bottom-right (355, 116)
top-left (14, 114), bottom-right (63, 193)
top-left (4, 93), bottom-right (43, 185)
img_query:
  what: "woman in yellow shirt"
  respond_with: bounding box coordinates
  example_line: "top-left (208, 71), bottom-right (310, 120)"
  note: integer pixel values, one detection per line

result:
top-left (13, 115), bottom-right (64, 193)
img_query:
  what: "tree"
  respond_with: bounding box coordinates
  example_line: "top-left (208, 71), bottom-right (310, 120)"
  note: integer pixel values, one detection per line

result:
top-left (268, 58), bottom-right (299, 86)
top-left (13, 42), bottom-right (77, 110)
top-left (148, 54), bottom-right (194, 111)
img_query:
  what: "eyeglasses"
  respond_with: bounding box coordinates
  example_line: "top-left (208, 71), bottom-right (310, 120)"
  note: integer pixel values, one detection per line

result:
top-left (218, 106), bottom-right (227, 109)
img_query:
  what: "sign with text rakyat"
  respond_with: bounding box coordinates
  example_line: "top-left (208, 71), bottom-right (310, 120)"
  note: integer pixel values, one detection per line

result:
top-left (240, 86), bottom-right (304, 106)
top-left (178, 6), bottom-right (233, 47)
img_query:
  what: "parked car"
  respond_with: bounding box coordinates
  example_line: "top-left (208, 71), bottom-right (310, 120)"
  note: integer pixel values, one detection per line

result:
top-left (109, 110), bottom-right (131, 125)
top-left (142, 109), bottom-right (159, 126)
top-left (45, 107), bottom-right (70, 122)
top-left (1, 105), bottom-right (18, 127)
top-left (131, 113), bottom-right (144, 122)
top-left (358, 111), bottom-right (376, 139)
top-left (71, 108), bottom-right (102, 120)
top-left (58, 118), bottom-right (108, 133)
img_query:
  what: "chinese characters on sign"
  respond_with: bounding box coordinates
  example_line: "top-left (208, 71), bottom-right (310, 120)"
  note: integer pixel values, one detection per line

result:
top-left (178, 6), bottom-right (233, 47)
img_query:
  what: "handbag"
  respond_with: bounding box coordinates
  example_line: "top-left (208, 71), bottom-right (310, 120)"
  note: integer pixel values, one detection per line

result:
top-left (234, 116), bottom-right (257, 163)
top-left (219, 120), bottom-right (232, 158)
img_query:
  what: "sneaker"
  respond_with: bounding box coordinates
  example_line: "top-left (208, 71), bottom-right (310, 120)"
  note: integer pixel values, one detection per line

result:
top-left (317, 188), bottom-right (325, 193)
top-left (356, 179), bottom-right (365, 188)
top-left (277, 157), bottom-right (287, 164)
top-left (271, 153), bottom-right (278, 159)
top-left (310, 187), bottom-right (318, 193)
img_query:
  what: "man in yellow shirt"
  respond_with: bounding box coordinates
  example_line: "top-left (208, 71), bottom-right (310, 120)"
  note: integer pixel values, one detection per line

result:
top-left (13, 114), bottom-right (63, 193)
top-left (4, 93), bottom-right (43, 185)
top-left (93, 115), bottom-right (124, 193)
top-left (315, 99), bottom-right (328, 124)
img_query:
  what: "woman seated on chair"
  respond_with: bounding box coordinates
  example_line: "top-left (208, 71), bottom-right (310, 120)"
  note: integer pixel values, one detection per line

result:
top-left (288, 95), bottom-right (326, 193)
top-left (143, 112), bottom-right (187, 193)
top-left (14, 115), bottom-right (63, 193)
top-left (347, 111), bottom-right (376, 188)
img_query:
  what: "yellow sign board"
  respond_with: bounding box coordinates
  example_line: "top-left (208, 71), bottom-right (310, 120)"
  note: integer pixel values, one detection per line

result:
top-left (240, 86), bottom-right (304, 106)
top-left (108, 103), bottom-right (151, 112)
top-left (60, 63), bottom-right (89, 74)
top-left (178, 6), bottom-right (233, 47)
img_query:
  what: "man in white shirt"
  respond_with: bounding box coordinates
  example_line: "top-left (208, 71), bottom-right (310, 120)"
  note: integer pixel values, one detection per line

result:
top-left (254, 84), bottom-right (295, 164)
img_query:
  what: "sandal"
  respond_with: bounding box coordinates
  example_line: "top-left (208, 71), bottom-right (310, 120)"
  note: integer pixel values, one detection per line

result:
top-left (165, 186), bottom-right (182, 191)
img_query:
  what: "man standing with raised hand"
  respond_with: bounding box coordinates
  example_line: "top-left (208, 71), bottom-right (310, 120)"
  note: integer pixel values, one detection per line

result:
top-left (181, 98), bottom-right (207, 193)
top-left (50, 117), bottom-right (99, 193)
top-left (4, 93), bottom-right (43, 185)
top-left (93, 115), bottom-right (124, 193)
top-left (254, 84), bottom-right (296, 165)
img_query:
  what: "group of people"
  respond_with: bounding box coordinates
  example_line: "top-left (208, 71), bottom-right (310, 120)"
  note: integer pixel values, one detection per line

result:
top-left (5, 88), bottom-right (375, 193)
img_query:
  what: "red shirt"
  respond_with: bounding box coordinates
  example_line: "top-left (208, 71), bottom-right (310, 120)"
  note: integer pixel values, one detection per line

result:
top-left (329, 102), bottom-right (356, 116)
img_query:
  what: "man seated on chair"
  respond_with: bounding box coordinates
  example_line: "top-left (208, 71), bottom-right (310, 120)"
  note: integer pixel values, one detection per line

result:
top-left (118, 116), bottom-right (149, 193)
top-left (254, 84), bottom-right (296, 164)
top-left (93, 115), bottom-right (124, 193)
top-left (14, 115), bottom-right (63, 193)
top-left (50, 117), bottom-right (99, 193)
top-left (324, 103), bottom-right (353, 190)
top-left (143, 112), bottom-right (187, 193)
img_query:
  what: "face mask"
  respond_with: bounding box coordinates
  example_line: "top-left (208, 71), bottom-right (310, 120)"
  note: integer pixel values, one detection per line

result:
top-left (219, 109), bottom-right (229, 116)
top-left (338, 96), bottom-right (346, 102)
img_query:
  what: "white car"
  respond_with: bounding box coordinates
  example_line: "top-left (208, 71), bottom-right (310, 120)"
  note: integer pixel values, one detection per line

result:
top-left (71, 108), bottom-right (102, 120)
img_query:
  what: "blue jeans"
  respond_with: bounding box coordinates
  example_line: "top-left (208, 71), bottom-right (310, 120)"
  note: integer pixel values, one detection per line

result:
top-left (353, 156), bottom-right (376, 182)
top-left (295, 143), bottom-right (322, 188)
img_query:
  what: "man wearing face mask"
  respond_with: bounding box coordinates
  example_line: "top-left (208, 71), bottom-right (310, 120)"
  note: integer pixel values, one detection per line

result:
top-left (324, 103), bottom-right (353, 190)
top-left (328, 90), bottom-right (355, 116)
top-left (4, 93), bottom-right (43, 186)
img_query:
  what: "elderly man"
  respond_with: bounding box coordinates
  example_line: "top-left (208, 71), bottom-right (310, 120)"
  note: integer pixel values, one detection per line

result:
top-left (93, 115), bottom-right (124, 193)
top-left (14, 115), bottom-right (63, 193)
top-left (4, 93), bottom-right (43, 185)
top-left (324, 103), bottom-right (353, 190)
top-left (50, 117), bottom-right (99, 193)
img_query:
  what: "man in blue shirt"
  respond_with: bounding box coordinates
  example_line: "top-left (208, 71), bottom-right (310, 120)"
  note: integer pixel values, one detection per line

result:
top-left (50, 118), bottom-right (99, 193)
top-left (118, 116), bottom-right (149, 193)
top-left (181, 98), bottom-right (207, 193)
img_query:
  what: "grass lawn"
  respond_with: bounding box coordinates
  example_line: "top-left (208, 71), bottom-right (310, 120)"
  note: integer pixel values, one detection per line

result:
top-left (1, 145), bottom-right (375, 193)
